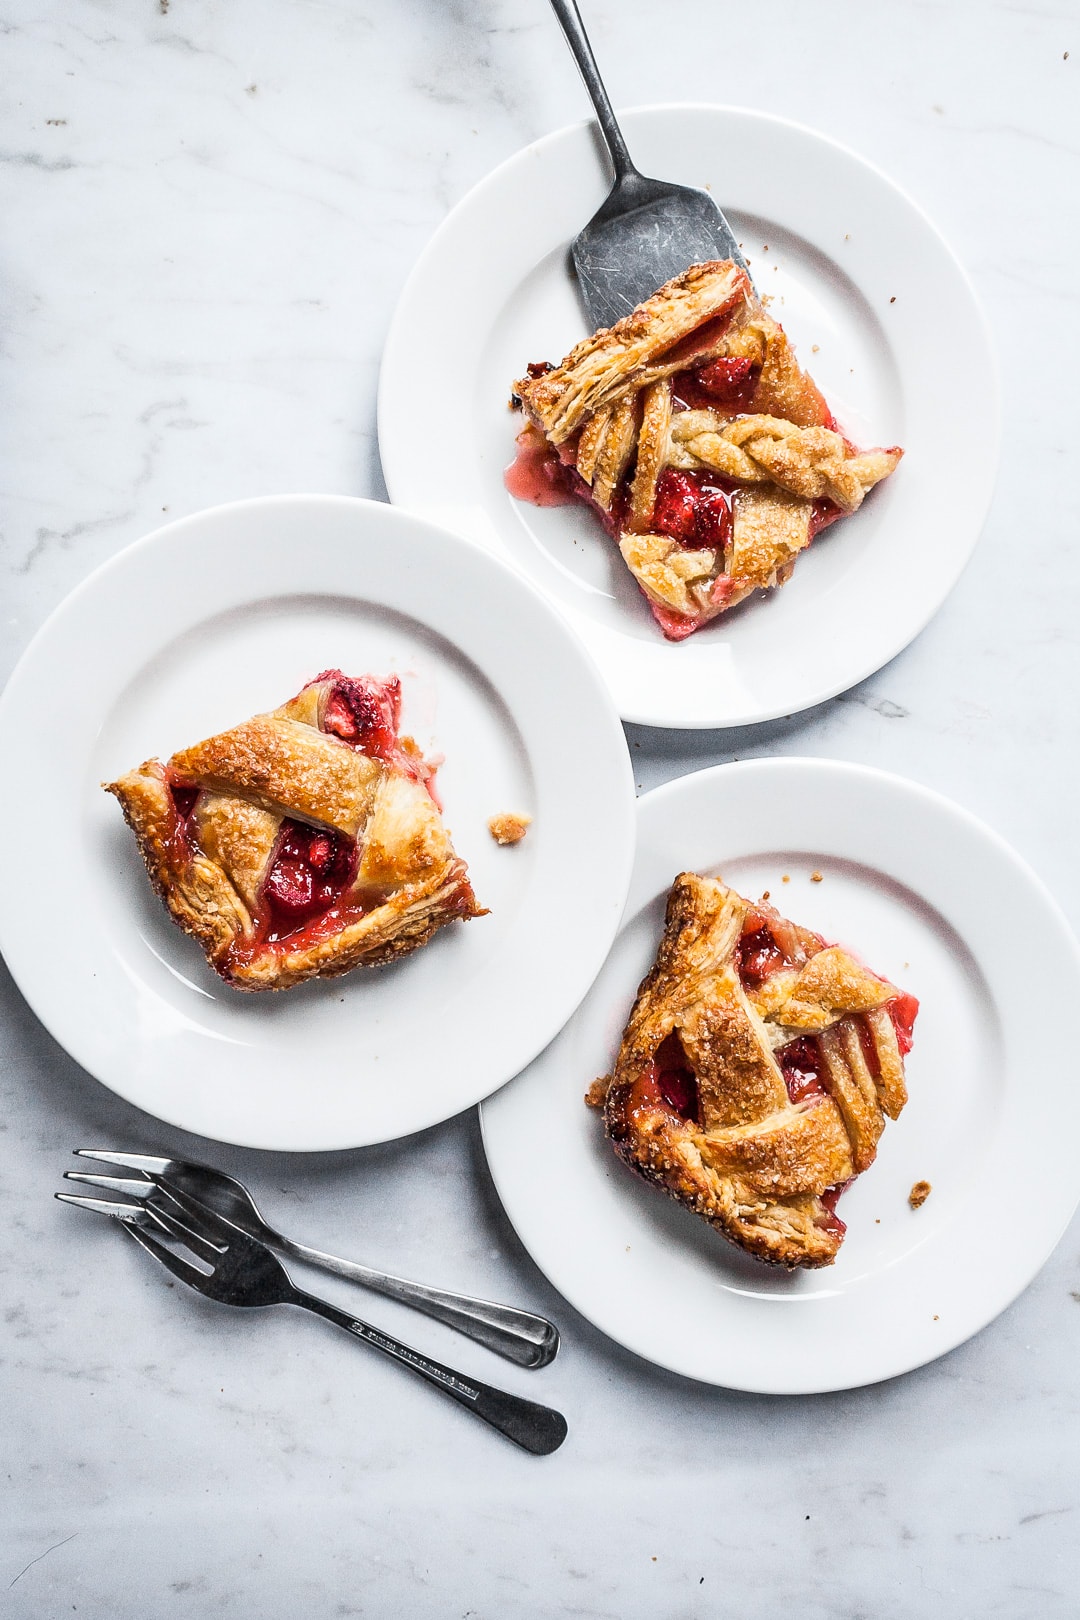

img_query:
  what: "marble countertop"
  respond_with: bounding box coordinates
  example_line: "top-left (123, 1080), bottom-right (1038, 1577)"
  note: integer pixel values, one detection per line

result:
top-left (3, 2), bottom-right (1079, 1614)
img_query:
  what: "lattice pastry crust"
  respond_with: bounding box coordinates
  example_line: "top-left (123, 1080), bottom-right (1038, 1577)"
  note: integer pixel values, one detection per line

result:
top-left (588, 873), bottom-right (917, 1268)
top-left (106, 670), bottom-right (483, 991)
top-left (512, 261), bottom-right (903, 640)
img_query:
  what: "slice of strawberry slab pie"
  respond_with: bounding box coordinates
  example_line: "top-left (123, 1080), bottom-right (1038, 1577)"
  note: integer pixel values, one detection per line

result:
top-left (588, 872), bottom-right (918, 1268)
top-left (509, 260), bottom-right (902, 641)
top-left (106, 669), bottom-right (484, 991)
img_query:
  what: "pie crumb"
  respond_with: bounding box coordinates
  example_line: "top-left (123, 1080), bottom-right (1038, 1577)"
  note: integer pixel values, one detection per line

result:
top-left (761, 890), bottom-right (770, 901)
top-left (811, 344), bottom-right (820, 353)
top-left (810, 870), bottom-right (823, 883)
top-left (488, 812), bottom-right (531, 846)
top-left (782, 874), bottom-right (791, 883)
top-left (586, 1076), bottom-right (609, 1109)
top-left (909, 1179), bottom-right (932, 1209)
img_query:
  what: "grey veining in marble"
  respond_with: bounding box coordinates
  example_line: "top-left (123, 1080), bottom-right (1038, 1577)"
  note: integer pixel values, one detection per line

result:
top-left (3, 1), bottom-right (1080, 1615)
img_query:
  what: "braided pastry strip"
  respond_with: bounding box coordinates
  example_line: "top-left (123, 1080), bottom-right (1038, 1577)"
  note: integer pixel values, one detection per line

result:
top-left (106, 670), bottom-right (483, 991)
top-left (667, 410), bottom-right (902, 514)
top-left (591, 873), bottom-right (912, 1269)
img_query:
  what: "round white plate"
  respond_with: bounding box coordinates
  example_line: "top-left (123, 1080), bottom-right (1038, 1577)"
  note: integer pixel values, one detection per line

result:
top-left (481, 760), bottom-right (1080, 1393)
top-left (0, 495), bottom-right (635, 1151)
top-left (379, 105), bottom-right (999, 729)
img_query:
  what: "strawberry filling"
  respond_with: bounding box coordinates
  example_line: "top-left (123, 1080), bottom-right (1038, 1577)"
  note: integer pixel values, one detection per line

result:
top-left (310, 668), bottom-right (440, 805)
top-left (643, 600), bottom-right (707, 642)
top-left (170, 784), bottom-right (200, 822)
top-left (735, 919), bottom-right (791, 988)
top-left (857, 1017), bottom-right (882, 1079)
top-left (163, 775), bottom-right (202, 862)
top-left (221, 819), bottom-right (370, 974)
top-left (652, 468), bottom-right (736, 551)
top-left (636, 1031), bottom-right (701, 1125)
top-left (886, 991), bottom-right (919, 1055)
top-left (315, 670), bottom-right (401, 762)
top-left (655, 1065), bottom-right (700, 1120)
top-left (260, 819), bottom-right (358, 940)
top-left (653, 1030), bottom-right (701, 1121)
top-left (818, 1181), bottom-right (851, 1238)
top-left (651, 466), bottom-right (697, 543)
top-left (775, 1036), bottom-right (827, 1105)
top-left (503, 427), bottom-right (582, 507)
top-left (671, 355), bottom-right (759, 413)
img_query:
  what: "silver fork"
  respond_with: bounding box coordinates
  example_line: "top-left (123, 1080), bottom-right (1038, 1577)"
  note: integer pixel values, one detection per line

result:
top-left (59, 1180), bottom-right (567, 1455)
top-left (64, 1150), bottom-right (558, 1369)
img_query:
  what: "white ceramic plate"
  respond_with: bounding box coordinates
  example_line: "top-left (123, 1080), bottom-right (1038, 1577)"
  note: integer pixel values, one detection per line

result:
top-left (481, 760), bottom-right (1080, 1392)
top-left (379, 105), bottom-right (998, 729)
top-left (0, 496), bottom-right (635, 1151)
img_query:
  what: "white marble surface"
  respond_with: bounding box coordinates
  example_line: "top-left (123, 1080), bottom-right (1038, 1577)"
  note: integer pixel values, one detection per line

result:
top-left (3, 1), bottom-right (1079, 1614)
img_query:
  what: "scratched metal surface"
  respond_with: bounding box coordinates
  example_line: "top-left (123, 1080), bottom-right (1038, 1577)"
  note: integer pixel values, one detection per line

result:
top-left (572, 173), bottom-right (751, 328)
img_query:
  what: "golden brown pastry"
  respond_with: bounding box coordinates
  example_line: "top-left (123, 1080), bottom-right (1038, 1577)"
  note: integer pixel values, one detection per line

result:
top-left (106, 669), bottom-right (484, 990)
top-left (589, 873), bottom-right (918, 1267)
top-left (508, 261), bottom-right (902, 640)
top-left (487, 813), bottom-right (531, 846)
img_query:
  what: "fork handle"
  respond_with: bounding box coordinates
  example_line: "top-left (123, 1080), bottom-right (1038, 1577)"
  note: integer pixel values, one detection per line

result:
top-left (289, 1289), bottom-right (567, 1455)
top-left (278, 1237), bottom-right (559, 1370)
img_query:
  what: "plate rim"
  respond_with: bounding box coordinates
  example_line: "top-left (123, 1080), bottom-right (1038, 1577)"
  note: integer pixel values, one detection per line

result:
top-left (379, 102), bottom-right (1001, 730)
top-left (480, 756), bottom-right (1080, 1393)
top-left (0, 491), bottom-right (637, 1151)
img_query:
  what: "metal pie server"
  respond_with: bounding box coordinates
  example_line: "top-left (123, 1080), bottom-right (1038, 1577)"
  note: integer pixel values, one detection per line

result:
top-left (549, 0), bottom-right (752, 329)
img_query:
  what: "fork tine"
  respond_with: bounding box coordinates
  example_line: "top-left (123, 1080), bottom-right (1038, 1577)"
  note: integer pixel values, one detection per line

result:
top-left (144, 1200), bottom-right (226, 1264)
top-left (154, 1180), bottom-right (235, 1238)
top-left (64, 1172), bottom-right (155, 1199)
top-left (74, 1149), bottom-right (173, 1174)
top-left (55, 1191), bottom-right (143, 1219)
top-left (122, 1220), bottom-right (208, 1285)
